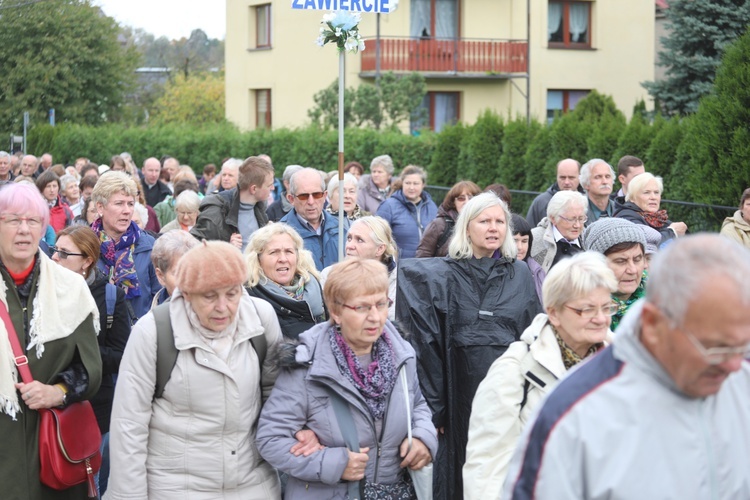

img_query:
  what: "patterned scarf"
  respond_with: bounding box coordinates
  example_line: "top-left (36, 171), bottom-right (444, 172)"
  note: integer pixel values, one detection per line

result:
top-left (328, 323), bottom-right (397, 420)
top-left (641, 209), bottom-right (669, 229)
top-left (325, 204), bottom-right (366, 221)
top-left (552, 326), bottom-right (603, 370)
top-left (611, 270), bottom-right (648, 330)
top-left (92, 218), bottom-right (142, 299)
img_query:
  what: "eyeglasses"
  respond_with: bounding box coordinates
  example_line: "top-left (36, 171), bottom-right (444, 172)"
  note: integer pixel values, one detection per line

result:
top-left (455, 195), bottom-right (474, 202)
top-left (294, 192), bottom-right (326, 201)
top-left (0, 215), bottom-right (43, 228)
top-left (339, 299), bottom-right (393, 315)
top-left (681, 328), bottom-right (750, 365)
top-left (565, 303), bottom-right (619, 319)
top-left (557, 215), bottom-right (588, 225)
top-left (50, 246), bottom-right (85, 259)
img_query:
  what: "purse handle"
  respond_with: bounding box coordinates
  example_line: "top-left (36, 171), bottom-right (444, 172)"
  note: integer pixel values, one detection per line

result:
top-left (399, 365), bottom-right (413, 452)
top-left (0, 300), bottom-right (34, 384)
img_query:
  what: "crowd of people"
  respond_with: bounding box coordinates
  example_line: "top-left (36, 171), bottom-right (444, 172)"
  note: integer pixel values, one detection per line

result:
top-left (1, 149), bottom-right (749, 500)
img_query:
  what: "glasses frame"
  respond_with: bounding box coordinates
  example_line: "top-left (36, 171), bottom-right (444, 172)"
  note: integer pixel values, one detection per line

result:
top-left (339, 298), bottom-right (393, 315)
top-left (293, 192), bottom-right (326, 201)
top-left (50, 246), bottom-right (85, 260)
top-left (680, 327), bottom-right (750, 365)
top-left (565, 303), bottom-right (619, 319)
top-left (557, 214), bottom-right (588, 226)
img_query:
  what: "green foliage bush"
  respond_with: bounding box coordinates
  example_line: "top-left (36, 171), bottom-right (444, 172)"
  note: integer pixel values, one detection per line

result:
top-left (464, 110), bottom-right (504, 187)
top-left (429, 123), bottom-right (466, 186)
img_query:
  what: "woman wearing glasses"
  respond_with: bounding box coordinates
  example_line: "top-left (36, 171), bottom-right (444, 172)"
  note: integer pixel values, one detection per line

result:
top-left (51, 225), bottom-right (131, 496)
top-left (257, 258), bottom-right (437, 499)
top-left (529, 190), bottom-right (589, 273)
top-left (416, 180), bottom-right (481, 258)
top-left (0, 183), bottom-right (102, 499)
top-left (463, 251), bottom-right (617, 499)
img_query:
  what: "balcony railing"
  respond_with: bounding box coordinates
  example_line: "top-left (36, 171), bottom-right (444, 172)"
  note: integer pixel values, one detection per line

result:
top-left (361, 37), bottom-right (528, 75)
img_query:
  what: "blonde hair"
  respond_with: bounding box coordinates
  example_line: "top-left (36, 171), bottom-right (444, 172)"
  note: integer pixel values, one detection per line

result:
top-left (244, 223), bottom-right (319, 287)
top-left (91, 171), bottom-right (138, 206)
top-left (625, 172), bottom-right (663, 203)
top-left (323, 258), bottom-right (389, 316)
top-left (350, 216), bottom-right (398, 264)
top-left (448, 192), bottom-right (516, 260)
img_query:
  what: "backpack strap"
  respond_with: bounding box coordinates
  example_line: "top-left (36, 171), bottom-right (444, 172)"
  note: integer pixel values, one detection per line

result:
top-left (152, 302), bottom-right (177, 400)
top-left (435, 216), bottom-right (455, 250)
top-left (105, 283), bottom-right (117, 330)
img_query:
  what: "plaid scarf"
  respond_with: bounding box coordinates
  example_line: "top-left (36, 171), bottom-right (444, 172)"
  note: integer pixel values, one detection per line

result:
top-left (92, 218), bottom-right (142, 299)
top-left (328, 323), bottom-right (397, 420)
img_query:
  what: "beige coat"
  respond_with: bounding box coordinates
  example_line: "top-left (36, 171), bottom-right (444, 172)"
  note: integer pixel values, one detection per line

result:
top-left (463, 313), bottom-right (612, 499)
top-left (105, 291), bottom-right (282, 500)
top-left (720, 210), bottom-right (750, 248)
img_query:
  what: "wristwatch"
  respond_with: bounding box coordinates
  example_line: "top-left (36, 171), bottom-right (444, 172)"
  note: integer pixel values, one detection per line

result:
top-left (55, 383), bottom-right (68, 407)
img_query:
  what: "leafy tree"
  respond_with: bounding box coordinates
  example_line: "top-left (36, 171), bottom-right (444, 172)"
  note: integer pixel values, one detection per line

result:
top-left (429, 123), bottom-right (466, 186)
top-left (151, 73), bottom-right (226, 125)
top-left (643, 0), bottom-right (750, 116)
top-left (0, 0), bottom-right (140, 133)
top-left (308, 80), bottom-right (355, 129)
top-left (645, 114), bottom-right (685, 187)
top-left (498, 117), bottom-right (540, 190)
top-left (523, 124), bottom-right (556, 192)
top-left (464, 110), bottom-right (504, 187)
top-left (379, 72), bottom-right (426, 129)
top-left (610, 108), bottom-right (654, 165)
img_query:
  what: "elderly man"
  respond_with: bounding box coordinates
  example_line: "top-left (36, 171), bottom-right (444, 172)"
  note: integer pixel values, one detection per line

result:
top-left (19, 154), bottom-right (38, 178)
top-left (613, 155), bottom-right (646, 206)
top-left (504, 234), bottom-right (750, 499)
top-left (38, 153), bottom-right (53, 175)
top-left (191, 156), bottom-right (273, 250)
top-left (529, 190), bottom-right (588, 272)
top-left (266, 164), bottom-right (303, 222)
top-left (526, 158), bottom-right (583, 227)
top-left (142, 157), bottom-right (172, 207)
top-left (580, 158), bottom-right (616, 225)
top-left (0, 151), bottom-right (13, 182)
top-left (281, 167), bottom-right (349, 271)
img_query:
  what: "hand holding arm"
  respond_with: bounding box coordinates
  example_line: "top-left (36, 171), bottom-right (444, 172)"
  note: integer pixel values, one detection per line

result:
top-left (399, 438), bottom-right (432, 470)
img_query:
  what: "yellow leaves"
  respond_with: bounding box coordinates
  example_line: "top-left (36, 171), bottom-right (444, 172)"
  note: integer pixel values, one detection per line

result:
top-left (151, 72), bottom-right (225, 125)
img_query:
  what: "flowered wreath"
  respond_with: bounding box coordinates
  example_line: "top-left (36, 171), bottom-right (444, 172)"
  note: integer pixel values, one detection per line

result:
top-left (316, 11), bottom-right (365, 54)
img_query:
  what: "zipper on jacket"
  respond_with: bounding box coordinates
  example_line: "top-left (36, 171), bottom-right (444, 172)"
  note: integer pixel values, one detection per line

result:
top-left (372, 394), bottom-right (391, 484)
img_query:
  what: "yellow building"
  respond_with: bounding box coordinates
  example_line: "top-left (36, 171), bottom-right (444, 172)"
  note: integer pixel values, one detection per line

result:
top-left (226, 0), bottom-right (654, 131)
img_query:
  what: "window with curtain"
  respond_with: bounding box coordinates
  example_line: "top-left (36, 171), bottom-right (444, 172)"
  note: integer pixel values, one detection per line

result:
top-left (256, 4), bottom-right (271, 48)
top-left (256, 89), bottom-right (271, 129)
top-left (548, 1), bottom-right (591, 48)
top-left (411, 92), bottom-right (460, 133)
top-left (410, 0), bottom-right (459, 38)
top-left (547, 89), bottom-right (589, 123)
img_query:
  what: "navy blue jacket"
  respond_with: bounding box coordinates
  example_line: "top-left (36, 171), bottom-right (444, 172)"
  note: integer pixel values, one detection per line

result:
top-left (281, 209), bottom-right (349, 271)
top-left (376, 190), bottom-right (438, 259)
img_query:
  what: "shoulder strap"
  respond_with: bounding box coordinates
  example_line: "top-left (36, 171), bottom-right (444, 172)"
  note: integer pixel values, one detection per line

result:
top-left (435, 217), bottom-right (455, 250)
top-left (250, 334), bottom-right (267, 369)
top-left (152, 302), bottom-right (177, 400)
top-left (0, 301), bottom-right (33, 384)
top-left (323, 386), bottom-right (363, 500)
top-left (105, 283), bottom-right (117, 330)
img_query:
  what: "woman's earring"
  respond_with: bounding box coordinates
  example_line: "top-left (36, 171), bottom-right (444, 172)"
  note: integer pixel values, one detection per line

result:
top-left (335, 323), bottom-right (341, 334)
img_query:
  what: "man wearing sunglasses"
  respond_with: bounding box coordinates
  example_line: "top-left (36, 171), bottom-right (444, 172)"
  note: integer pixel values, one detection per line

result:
top-left (504, 234), bottom-right (750, 499)
top-left (281, 168), bottom-right (349, 271)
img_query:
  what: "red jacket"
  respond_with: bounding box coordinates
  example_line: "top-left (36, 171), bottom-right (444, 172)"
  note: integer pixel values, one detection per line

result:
top-left (49, 196), bottom-right (73, 233)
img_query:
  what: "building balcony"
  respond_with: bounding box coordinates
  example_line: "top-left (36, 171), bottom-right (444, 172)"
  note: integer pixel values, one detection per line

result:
top-left (360, 37), bottom-right (528, 79)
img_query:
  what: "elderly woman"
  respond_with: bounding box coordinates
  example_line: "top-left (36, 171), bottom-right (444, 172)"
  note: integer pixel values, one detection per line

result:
top-left (59, 174), bottom-right (82, 217)
top-left (106, 241), bottom-right (283, 499)
top-left (91, 171), bottom-right (160, 321)
top-left (150, 229), bottom-right (200, 307)
top-left (51, 225), bottom-right (131, 496)
top-left (257, 258), bottom-right (437, 499)
top-left (417, 180), bottom-right (482, 258)
top-left (720, 187), bottom-right (750, 247)
top-left (0, 183), bottom-right (102, 499)
top-left (326, 173), bottom-right (368, 220)
top-left (245, 223), bottom-right (326, 340)
top-left (160, 190), bottom-right (201, 233)
top-left (358, 154), bottom-right (394, 213)
top-left (321, 215), bottom-right (399, 320)
top-left (397, 192), bottom-right (542, 500)
top-left (155, 179), bottom-right (201, 228)
top-left (36, 170), bottom-right (73, 233)
top-left (530, 190), bottom-right (589, 273)
top-left (584, 218), bottom-right (649, 330)
top-left (376, 165), bottom-right (438, 259)
top-left (614, 172), bottom-right (687, 245)
top-left (463, 251), bottom-right (617, 498)
top-left (73, 196), bottom-right (99, 226)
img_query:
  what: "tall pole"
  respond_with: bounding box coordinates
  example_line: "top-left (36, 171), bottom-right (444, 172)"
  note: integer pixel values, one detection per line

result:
top-left (375, 13), bottom-right (381, 88)
top-left (526, 0), bottom-right (531, 126)
top-left (338, 51), bottom-right (345, 262)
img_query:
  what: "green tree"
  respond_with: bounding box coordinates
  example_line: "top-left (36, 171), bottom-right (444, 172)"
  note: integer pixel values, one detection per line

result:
top-left (429, 123), bottom-right (466, 186)
top-left (610, 108), bottom-right (654, 165)
top-left (643, 0), bottom-right (750, 116)
top-left (0, 0), bottom-right (140, 133)
top-left (645, 114), bottom-right (685, 184)
top-left (498, 117), bottom-right (539, 189)
top-left (464, 110), bottom-right (504, 187)
top-left (523, 125), bottom-right (556, 192)
top-left (151, 73), bottom-right (226, 125)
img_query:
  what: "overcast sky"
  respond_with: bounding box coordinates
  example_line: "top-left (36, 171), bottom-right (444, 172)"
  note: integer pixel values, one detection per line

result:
top-left (93, 0), bottom-right (226, 40)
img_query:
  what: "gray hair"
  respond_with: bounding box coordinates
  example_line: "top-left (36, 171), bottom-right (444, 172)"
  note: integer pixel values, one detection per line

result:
top-left (370, 155), bottom-right (394, 175)
top-left (289, 167), bottom-right (326, 196)
top-left (59, 174), bottom-right (78, 192)
top-left (327, 173), bottom-right (358, 197)
top-left (547, 190), bottom-right (588, 220)
top-left (0, 151), bottom-right (10, 160)
top-left (221, 158), bottom-right (242, 172)
top-left (283, 164), bottom-right (304, 183)
top-left (133, 202), bottom-right (148, 227)
top-left (91, 171), bottom-right (138, 206)
top-left (174, 190), bottom-right (201, 212)
top-left (625, 172), bottom-right (663, 203)
top-left (543, 251), bottom-right (618, 310)
top-left (579, 159), bottom-right (615, 189)
top-left (448, 192), bottom-right (516, 260)
top-left (151, 230), bottom-right (199, 272)
top-left (646, 234), bottom-right (750, 327)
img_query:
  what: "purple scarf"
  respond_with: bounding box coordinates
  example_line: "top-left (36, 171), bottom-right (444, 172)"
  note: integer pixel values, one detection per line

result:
top-left (92, 218), bottom-right (142, 299)
top-left (328, 324), bottom-right (397, 420)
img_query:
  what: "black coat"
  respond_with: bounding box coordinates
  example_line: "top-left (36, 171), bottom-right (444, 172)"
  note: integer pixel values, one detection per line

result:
top-left (613, 201), bottom-right (676, 245)
top-left (246, 282), bottom-right (326, 341)
top-left (396, 256), bottom-right (542, 500)
top-left (89, 270), bottom-right (131, 434)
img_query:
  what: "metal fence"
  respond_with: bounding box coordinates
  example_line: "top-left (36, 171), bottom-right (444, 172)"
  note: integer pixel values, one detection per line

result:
top-left (424, 186), bottom-right (735, 233)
